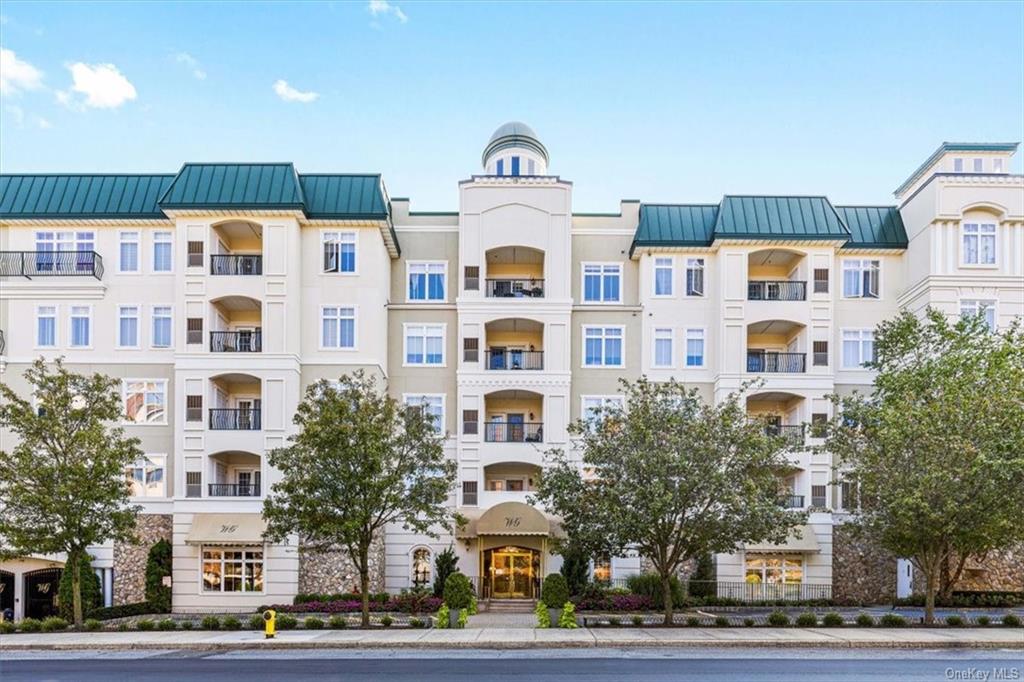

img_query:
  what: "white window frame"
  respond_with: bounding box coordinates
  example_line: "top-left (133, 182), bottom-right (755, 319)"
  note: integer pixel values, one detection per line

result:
top-left (406, 260), bottom-right (448, 302)
top-left (117, 305), bottom-right (141, 349)
top-left (151, 305), bottom-right (173, 349)
top-left (961, 222), bottom-right (997, 267)
top-left (403, 323), bottom-right (446, 367)
top-left (841, 258), bottom-right (881, 299)
top-left (994, 158), bottom-right (1004, 172)
top-left (581, 395), bottom-right (625, 425)
top-left (841, 329), bottom-right (875, 369)
top-left (959, 298), bottom-right (997, 331)
top-left (582, 325), bottom-right (625, 368)
top-left (118, 230), bottom-right (141, 274)
top-left (652, 256), bottom-right (674, 297)
top-left (200, 546), bottom-right (265, 594)
top-left (122, 379), bottom-right (169, 425)
top-left (68, 304), bottom-right (93, 349)
top-left (973, 158), bottom-right (984, 173)
top-left (684, 258), bottom-right (705, 297)
top-left (125, 454), bottom-right (167, 499)
top-left (953, 158), bottom-right (964, 172)
top-left (35, 304), bottom-right (58, 349)
top-left (321, 230), bottom-right (358, 275)
top-left (403, 393), bottom-right (445, 434)
top-left (319, 305), bottom-right (358, 350)
top-left (581, 262), bottom-right (623, 304)
top-left (685, 327), bottom-right (706, 367)
top-left (152, 231), bottom-right (173, 273)
top-left (743, 553), bottom-right (805, 585)
top-left (652, 328), bottom-right (674, 368)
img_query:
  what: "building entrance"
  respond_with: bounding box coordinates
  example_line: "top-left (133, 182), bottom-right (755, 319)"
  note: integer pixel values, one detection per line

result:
top-left (485, 547), bottom-right (539, 599)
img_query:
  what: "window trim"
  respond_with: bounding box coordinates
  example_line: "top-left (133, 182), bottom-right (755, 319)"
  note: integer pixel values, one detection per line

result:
top-left (958, 297), bottom-right (998, 331)
top-left (199, 545), bottom-right (265, 595)
top-left (68, 304), bottom-right (93, 349)
top-left (684, 257), bottom-right (705, 297)
top-left (652, 327), bottom-right (674, 368)
top-left (580, 395), bottom-right (625, 423)
top-left (652, 256), bottom-right (675, 298)
top-left (35, 304), bottom-right (58, 349)
top-left (318, 304), bottom-right (359, 351)
top-left (320, 229), bottom-right (359, 275)
top-left (840, 328), bottom-right (875, 369)
top-left (403, 323), bottom-right (447, 367)
top-left (402, 393), bottom-right (446, 434)
top-left (125, 453), bottom-right (168, 499)
top-left (122, 378), bottom-right (169, 426)
top-left (743, 552), bottom-right (805, 585)
top-left (581, 262), bottom-right (623, 304)
top-left (960, 222), bottom-right (998, 268)
top-left (152, 231), bottom-right (174, 273)
top-left (117, 304), bottom-right (141, 349)
top-left (684, 327), bottom-right (706, 368)
top-left (582, 325), bottom-right (625, 368)
top-left (150, 304), bottom-right (173, 349)
top-left (840, 258), bottom-right (882, 300)
top-left (118, 230), bottom-right (141, 274)
top-left (410, 546), bottom-right (433, 587)
top-left (406, 260), bottom-right (448, 302)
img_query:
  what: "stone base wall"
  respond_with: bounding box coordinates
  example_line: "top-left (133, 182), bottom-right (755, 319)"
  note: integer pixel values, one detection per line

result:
top-left (640, 556), bottom-right (698, 581)
top-left (113, 514), bottom-right (172, 606)
top-left (298, 535), bottom-right (386, 595)
top-left (831, 523), bottom-right (897, 605)
top-left (912, 544), bottom-right (1024, 594)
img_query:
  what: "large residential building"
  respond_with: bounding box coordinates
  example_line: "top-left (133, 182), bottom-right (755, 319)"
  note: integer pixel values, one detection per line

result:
top-left (1, 126), bottom-right (1021, 619)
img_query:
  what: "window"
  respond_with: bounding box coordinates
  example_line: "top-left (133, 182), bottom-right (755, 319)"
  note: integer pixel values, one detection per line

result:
top-left (125, 455), bottom-right (166, 498)
top-left (973, 158), bottom-right (984, 173)
top-left (583, 326), bottom-right (623, 367)
top-left (152, 306), bottom-right (172, 348)
top-left (842, 259), bottom-right (880, 298)
top-left (842, 330), bottom-right (875, 368)
top-left (464, 266), bottom-right (480, 291)
top-left (583, 263), bottom-right (621, 303)
top-left (463, 337), bottom-right (479, 362)
top-left (405, 394), bottom-right (443, 433)
top-left (685, 328), bottom-right (705, 367)
top-left (496, 159), bottom-right (504, 176)
top-left (960, 299), bottom-right (997, 331)
top-left (813, 268), bottom-right (829, 294)
top-left (653, 257), bottom-right (673, 296)
top-left (953, 158), bottom-right (964, 172)
top-left (962, 223), bottom-right (996, 265)
top-left (123, 380), bottom-right (167, 424)
top-left (811, 485), bottom-right (827, 508)
top-left (462, 481), bottom-right (478, 506)
top-left (186, 471), bottom-right (202, 498)
top-left (69, 306), bottom-right (91, 348)
top-left (118, 306), bottom-right (139, 348)
top-left (511, 156), bottom-right (520, 176)
top-left (653, 328), bottom-right (673, 367)
top-left (412, 548), bottom-right (432, 587)
top-left (744, 554), bottom-right (803, 585)
top-left (35, 231), bottom-right (95, 273)
top-left (528, 159), bottom-right (536, 175)
top-left (36, 305), bottom-right (56, 347)
top-left (408, 262), bottom-right (446, 301)
top-left (187, 241), bottom-right (204, 268)
top-left (119, 232), bottom-right (140, 273)
top-left (462, 409), bottom-right (478, 435)
top-left (994, 158), bottom-right (1004, 172)
top-left (186, 395), bottom-right (203, 422)
top-left (812, 341), bottom-right (829, 367)
top-left (153, 231), bottom-right (173, 272)
top-left (592, 554), bottom-right (611, 583)
top-left (186, 318), bottom-right (203, 345)
top-left (685, 258), bottom-right (704, 296)
top-left (405, 324), bottom-right (444, 365)
top-left (582, 396), bottom-right (624, 427)
top-left (321, 306), bottom-right (356, 349)
top-left (202, 548), bottom-right (263, 593)
top-left (840, 480), bottom-right (859, 510)
top-left (322, 231), bottom-right (356, 273)
top-left (810, 413), bottom-right (828, 439)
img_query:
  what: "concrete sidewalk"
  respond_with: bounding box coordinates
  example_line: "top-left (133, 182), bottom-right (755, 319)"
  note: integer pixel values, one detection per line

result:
top-left (2, 627), bottom-right (1021, 651)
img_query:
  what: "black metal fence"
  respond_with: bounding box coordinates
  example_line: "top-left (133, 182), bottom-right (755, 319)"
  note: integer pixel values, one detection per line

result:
top-left (210, 330), bottom-right (262, 352)
top-left (748, 280), bottom-right (807, 301)
top-left (208, 408), bottom-right (261, 430)
top-left (210, 254), bottom-right (263, 275)
top-left (0, 250), bottom-right (104, 279)
top-left (766, 424), bottom-right (806, 446)
top-left (484, 350), bottom-right (544, 370)
top-left (778, 494), bottom-right (805, 509)
top-left (208, 483), bottom-right (261, 497)
top-left (747, 351), bottom-right (806, 373)
top-left (485, 278), bottom-right (545, 298)
top-left (484, 421), bottom-right (544, 443)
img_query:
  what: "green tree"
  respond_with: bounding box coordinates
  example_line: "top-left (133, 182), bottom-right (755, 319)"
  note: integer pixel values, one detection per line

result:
top-left (534, 377), bottom-right (804, 624)
top-left (57, 553), bottom-right (102, 621)
top-left (688, 553), bottom-right (716, 598)
top-left (559, 546), bottom-right (591, 597)
top-left (262, 372), bottom-right (457, 626)
top-left (145, 539), bottom-right (173, 612)
top-left (432, 545), bottom-right (459, 598)
top-left (825, 309), bottom-right (1024, 624)
top-left (0, 359), bottom-right (142, 626)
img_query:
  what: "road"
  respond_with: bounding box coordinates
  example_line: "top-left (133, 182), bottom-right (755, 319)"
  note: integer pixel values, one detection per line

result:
top-left (2, 647), bottom-right (1022, 681)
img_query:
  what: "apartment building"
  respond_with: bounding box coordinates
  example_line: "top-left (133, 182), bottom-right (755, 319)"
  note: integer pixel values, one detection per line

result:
top-left (1, 126), bottom-right (1021, 618)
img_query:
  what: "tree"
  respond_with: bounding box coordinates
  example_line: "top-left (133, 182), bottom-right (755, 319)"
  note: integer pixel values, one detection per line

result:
top-left (825, 309), bottom-right (1024, 624)
top-left (559, 546), bottom-right (591, 597)
top-left (0, 358), bottom-right (142, 626)
top-left (57, 553), bottom-right (102, 621)
top-left (145, 539), bottom-right (173, 612)
top-left (432, 545), bottom-right (459, 598)
top-left (534, 377), bottom-right (804, 624)
top-left (262, 372), bottom-right (457, 626)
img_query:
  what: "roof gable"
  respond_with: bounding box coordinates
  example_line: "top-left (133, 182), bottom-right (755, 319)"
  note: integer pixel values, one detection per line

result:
top-left (714, 196), bottom-right (850, 240)
top-left (834, 205), bottom-right (908, 249)
top-left (158, 163), bottom-right (305, 209)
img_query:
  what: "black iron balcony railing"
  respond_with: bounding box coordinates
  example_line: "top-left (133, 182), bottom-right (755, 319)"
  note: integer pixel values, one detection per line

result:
top-left (766, 424), bottom-right (806, 446)
top-left (779, 494), bottom-right (805, 509)
top-left (0, 251), bottom-right (103, 280)
top-left (485, 278), bottom-right (544, 298)
top-left (208, 483), bottom-right (261, 497)
top-left (484, 350), bottom-right (544, 370)
top-left (210, 254), bottom-right (263, 276)
top-left (208, 408), bottom-right (261, 430)
top-left (210, 330), bottom-right (262, 353)
top-left (747, 351), bottom-right (806, 373)
top-left (484, 421), bottom-right (544, 443)
top-left (748, 280), bottom-right (807, 301)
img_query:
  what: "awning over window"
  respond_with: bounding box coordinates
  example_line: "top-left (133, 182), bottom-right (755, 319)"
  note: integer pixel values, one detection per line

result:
top-left (744, 524), bottom-right (820, 553)
top-left (459, 502), bottom-right (551, 537)
top-left (186, 513), bottom-right (267, 545)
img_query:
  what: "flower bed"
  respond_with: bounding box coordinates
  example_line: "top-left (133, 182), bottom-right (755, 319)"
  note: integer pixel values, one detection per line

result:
top-left (266, 595), bottom-right (442, 615)
top-left (572, 593), bottom-right (655, 612)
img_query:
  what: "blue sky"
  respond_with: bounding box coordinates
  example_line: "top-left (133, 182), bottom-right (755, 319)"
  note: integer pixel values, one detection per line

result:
top-left (1, 1), bottom-right (1022, 211)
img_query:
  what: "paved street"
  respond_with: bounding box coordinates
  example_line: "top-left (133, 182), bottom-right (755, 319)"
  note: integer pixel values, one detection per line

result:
top-left (2, 647), bottom-right (1022, 681)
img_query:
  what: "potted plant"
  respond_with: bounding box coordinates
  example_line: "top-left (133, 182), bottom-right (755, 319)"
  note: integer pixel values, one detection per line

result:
top-left (542, 573), bottom-right (570, 625)
top-left (442, 573), bottom-right (473, 628)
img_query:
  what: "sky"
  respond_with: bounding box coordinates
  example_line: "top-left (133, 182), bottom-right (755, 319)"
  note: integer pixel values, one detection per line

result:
top-left (1, 1), bottom-right (1022, 212)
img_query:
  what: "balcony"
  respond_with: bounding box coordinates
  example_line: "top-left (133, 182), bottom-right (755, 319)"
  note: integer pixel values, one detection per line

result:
top-left (210, 330), bottom-right (262, 353)
top-left (747, 351), bottom-right (806, 373)
top-left (0, 251), bottom-right (103, 280)
top-left (484, 421), bottom-right (543, 443)
top-left (779, 494), bottom-right (805, 509)
top-left (208, 483), bottom-right (261, 497)
top-left (209, 408), bottom-right (261, 431)
top-left (484, 245), bottom-right (544, 298)
top-left (210, 254), bottom-right (262, 276)
top-left (748, 280), bottom-right (806, 301)
top-left (485, 350), bottom-right (543, 370)
top-left (766, 424), bottom-right (806, 446)
top-left (486, 278), bottom-right (544, 298)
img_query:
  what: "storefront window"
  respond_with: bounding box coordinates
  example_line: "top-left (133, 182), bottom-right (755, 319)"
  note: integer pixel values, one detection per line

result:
top-left (202, 548), bottom-right (263, 592)
top-left (592, 554), bottom-right (611, 583)
top-left (744, 554), bottom-right (803, 584)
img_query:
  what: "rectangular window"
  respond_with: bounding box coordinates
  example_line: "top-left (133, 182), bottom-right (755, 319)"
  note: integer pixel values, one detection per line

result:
top-left (528, 159), bottom-right (536, 175)
top-left (202, 548), bottom-right (263, 593)
top-left (463, 337), bottom-right (479, 362)
top-left (321, 306), bottom-right (356, 349)
top-left (462, 481), bottom-right (478, 506)
top-left (744, 554), bottom-right (803, 585)
top-left (840, 480), bottom-right (859, 510)
top-left (36, 305), bottom-right (57, 347)
top-left (405, 324), bottom-right (444, 365)
top-left (685, 328), bottom-right (705, 367)
top-left (186, 318), bottom-right (203, 345)
top-left (811, 485), bottom-right (827, 508)
top-left (653, 257), bottom-right (673, 296)
top-left (685, 258), bottom-right (705, 296)
top-left (405, 395), bottom-right (443, 433)
top-left (322, 231), bottom-right (356, 273)
top-left (69, 305), bottom-right (91, 348)
top-left (496, 159), bottom-right (504, 176)
top-left (813, 268), bottom-right (829, 294)
top-left (152, 306), bottom-right (172, 348)
top-left (125, 455), bottom-right (166, 498)
top-left (592, 554), bottom-right (612, 583)
top-left (842, 330), bottom-right (875, 368)
top-left (153, 231), bottom-right (173, 272)
top-left (653, 328), bottom-right (673, 367)
top-left (960, 299), bottom-right (997, 331)
top-left (511, 156), bottom-right (520, 176)
top-left (582, 263), bottom-right (622, 303)
top-left (994, 158), bottom-right (1004, 172)
top-left (408, 262), bottom-right (446, 301)
top-left (962, 223), bottom-right (996, 265)
top-left (118, 306), bottom-right (140, 348)
top-left (123, 379), bottom-right (168, 424)
top-left (463, 409), bottom-right (478, 435)
top-left (583, 326), bottom-right (623, 367)
top-left (810, 413), bottom-right (828, 439)
top-left (187, 240), bottom-right (204, 268)
top-left (582, 396), bottom-right (624, 429)
top-left (842, 259), bottom-right (880, 298)
top-left (186, 395), bottom-right (203, 422)
top-left (812, 341), bottom-right (829, 367)
top-left (973, 158), bottom-right (984, 173)
top-left (119, 231), bottom-right (140, 273)
top-left (35, 230), bottom-right (94, 273)
top-left (464, 266), bottom-right (480, 291)
top-left (186, 471), bottom-right (202, 498)
top-left (953, 158), bottom-right (964, 172)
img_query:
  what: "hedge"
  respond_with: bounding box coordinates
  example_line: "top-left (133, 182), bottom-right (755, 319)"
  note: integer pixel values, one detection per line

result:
top-left (894, 591), bottom-right (1024, 608)
top-left (625, 574), bottom-right (685, 609)
top-left (87, 601), bottom-right (161, 621)
top-left (294, 592), bottom-right (390, 605)
top-left (268, 595), bottom-right (443, 615)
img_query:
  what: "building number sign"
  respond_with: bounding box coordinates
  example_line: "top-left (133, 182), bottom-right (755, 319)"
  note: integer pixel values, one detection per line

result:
top-left (504, 516), bottom-right (521, 529)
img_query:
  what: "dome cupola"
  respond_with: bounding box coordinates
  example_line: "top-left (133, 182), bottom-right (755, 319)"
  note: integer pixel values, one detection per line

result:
top-left (482, 121), bottom-right (549, 176)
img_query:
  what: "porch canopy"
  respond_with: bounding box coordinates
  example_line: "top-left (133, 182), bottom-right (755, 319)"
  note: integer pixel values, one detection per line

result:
top-left (186, 513), bottom-right (267, 545)
top-left (458, 501), bottom-right (550, 538)
top-left (744, 524), bottom-right (820, 553)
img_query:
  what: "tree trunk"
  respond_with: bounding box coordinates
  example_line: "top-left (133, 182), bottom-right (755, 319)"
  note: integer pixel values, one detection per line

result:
top-left (71, 552), bottom-right (83, 627)
top-left (939, 554), bottom-right (968, 602)
top-left (359, 547), bottom-right (370, 628)
top-left (661, 572), bottom-right (674, 626)
top-left (923, 567), bottom-right (937, 625)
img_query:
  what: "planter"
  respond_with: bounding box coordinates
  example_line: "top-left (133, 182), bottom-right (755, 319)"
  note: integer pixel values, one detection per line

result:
top-left (548, 607), bottom-right (562, 625)
top-left (450, 609), bottom-right (461, 628)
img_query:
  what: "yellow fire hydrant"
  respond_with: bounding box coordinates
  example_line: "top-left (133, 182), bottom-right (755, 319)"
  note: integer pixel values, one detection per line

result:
top-left (263, 609), bottom-right (276, 639)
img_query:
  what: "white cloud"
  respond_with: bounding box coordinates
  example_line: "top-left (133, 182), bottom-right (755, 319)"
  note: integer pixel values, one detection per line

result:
top-left (0, 47), bottom-right (44, 95)
top-left (57, 62), bottom-right (137, 109)
top-left (367, 0), bottom-right (407, 23)
top-left (175, 52), bottom-right (206, 80)
top-left (272, 79), bottom-right (319, 103)
top-left (36, 116), bottom-right (51, 129)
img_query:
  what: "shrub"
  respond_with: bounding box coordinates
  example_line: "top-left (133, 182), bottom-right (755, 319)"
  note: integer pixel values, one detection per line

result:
top-left (83, 619), bottom-right (102, 632)
top-left (381, 614), bottom-right (394, 627)
top-left (976, 616), bottom-right (991, 626)
top-left (822, 612), bottom-right (844, 628)
top-left (894, 591), bottom-right (1024, 609)
top-left (432, 546), bottom-right (459, 598)
top-left (855, 613), bottom-right (875, 627)
top-left (714, 616), bottom-right (730, 627)
top-left (136, 619), bottom-right (155, 631)
top-left (391, 588), bottom-right (436, 615)
top-left (117, 622), bottom-right (129, 632)
top-left (468, 596), bottom-right (478, 616)
top-left (157, 619), bottom-right (177, 631)
top-left (180, 621), bottom-right (193, 630)
top-left (329, 615), bottom-right (348, 629)
top-left (606, 616), bottom-right (620, 626)
top-left (879, 614), bottom-right (906, 628)
top-left (436, 604), bottom-right (450, 629)
top-left (795, 613), bottom-right (818, 628)
top-left (443, 573), bottom-right (473, 610)
top-left (87, 601), bottom-right (159, 621)
top-left (456, 609), bottom-right (468, 629)
top-left (572, 593), bottom-right (655, 612)
top-left (534, 601), bottom-right (550, 629)
top-left (245, 614), bottom-right (262, 630)
top-left (277, 615), bottom-right (298, 630)
top-left (945, 615), bottom-right (965, 627)
top-left (767, 611), bottom-right (790, 627)
top-left (409, 617), bottom-right (425, 628)
top-left (57, 553), bottom-right (102, 621)
top-left (304, 617), bottom-right (324, 630)
top-left (541, 573), bottom-right (570, 609)
top-left (559, 548), bottom-right (591, 597)
top-left (626, 573), bottom-right (685, 609)
top-left (200, 615), bottom-right (221, 630)
top-left (0, 621), bottom-right (16, 635)
top-left (687, 554), bottom-right (716, 599)
top-left (17, 618), bottom-right (41, 633)
top-left (743, 618), bottom-right (756, 627)
top-left (145, 539), bottom-right (173, 613)
top-left (294, 592), bottom-right (391, 605)
top-left (222, 616), bottom-right (241, 630)
top-left (685, 616), bottom-right (701, 627)
top-left (632, 615), bottom-right (645, 626)
top-left (1002, 614), bottom-right (1021, 627)
top-left (41, 616), bottom-right (69, 632)
top-left (558, 602), bottom-right (577, 629)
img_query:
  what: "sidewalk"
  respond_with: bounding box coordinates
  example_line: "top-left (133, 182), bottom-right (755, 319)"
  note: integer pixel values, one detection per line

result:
top-left (2, 627), bottom-right (1021, 651)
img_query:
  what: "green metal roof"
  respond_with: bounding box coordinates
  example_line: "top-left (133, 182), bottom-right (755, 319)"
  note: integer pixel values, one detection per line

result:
top-left (714, 196), bottom-right (850, 240)
top-left (159, 163), bottom-right (305, 209)
top-left (299, 174), bottom-right (388, 219)
top-left (633, 204), bottom-right (718, 248)
top-left (0, 174), bottom-right (174, 219)
top-left (834, 206), bottom-right (908, 249)
top-left (894, 141), bottom-right (1019, 196)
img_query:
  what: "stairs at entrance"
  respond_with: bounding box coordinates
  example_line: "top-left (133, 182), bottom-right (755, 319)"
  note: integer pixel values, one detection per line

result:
top-left (483, 599), bottom-right (536, 614)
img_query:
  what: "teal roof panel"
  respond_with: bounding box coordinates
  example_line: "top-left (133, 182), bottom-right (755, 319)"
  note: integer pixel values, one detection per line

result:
top-left (299, 174), bottom-right (388, 218)
top-left (158, 163), bottom-right (305, 209)
top-left (715, 196), bottom-right (850, 240)
top-left (633, 204), bottom-right (718, 248)
top-left (0, 174), bottom-right (175, 219)
top-left (894, 141), bottom-right (1019, 196)
top-left (834, 206), bottom-right (908, 249)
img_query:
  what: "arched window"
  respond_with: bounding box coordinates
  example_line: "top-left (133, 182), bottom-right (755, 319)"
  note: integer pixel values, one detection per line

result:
top-left (412, 547), bottom-right (432, 587)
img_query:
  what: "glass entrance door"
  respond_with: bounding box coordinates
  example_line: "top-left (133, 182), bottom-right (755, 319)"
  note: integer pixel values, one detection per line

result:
top-left (491, 550), bottom-right (533, 598)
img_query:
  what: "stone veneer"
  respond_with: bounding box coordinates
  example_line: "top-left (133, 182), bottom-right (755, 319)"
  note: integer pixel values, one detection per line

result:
top-left (912, 544), bottom-right (1024, 594)
top-left (113, 513), bottom-right (173, 605)
top-left (640, 556), bottom-right (698, 582)
top-left (298, 535), bottom-right (386, 595)
top-left (831, 522), bottom-right (897, 605)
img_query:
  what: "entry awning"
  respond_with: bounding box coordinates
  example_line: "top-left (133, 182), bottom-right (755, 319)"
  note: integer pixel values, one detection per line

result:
top-left (744, 525), bottom-right (820, 553)
top-left (186, 513), bottom-right (267, 545)
top-left (459, 502), bottom-right (551, 537)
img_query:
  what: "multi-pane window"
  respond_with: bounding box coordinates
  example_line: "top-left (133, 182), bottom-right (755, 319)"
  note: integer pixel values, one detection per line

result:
top-left (69, 306), bottom-right (91, 347)
top-left (462, 409), bottom-right (479, 435)
top-left (202, 548), bottom-right (263, 593)
top-left (813, 268), bottom-right (829, 294)
top-left (152, 306), bottom-right (172, 348)
top-left (186, 395), bottom-right (203, 422)
top-left (405, 395), bottom-right (443, 433)
top-left (583, 263), bottom-right (621, 303)
top-left (994, 158), bottom-right (1004, 172)
top-left (842, 259), bottom-right (880, 298)
top-left (408, 262), bottom-right (446, 301)
top-left (462, 481), bottom-right (478, 506)
top-left (405, 324), bottom-right (444, 365)
top-left (119, 231), bottom-right (140, 272)
top-left (592, 554), bottom-right (612, 583)
top-left (962, 223), bottom-right (996, 265)
top-left (582, 396), bottom-right (624, 426)
top-left (960, 299), bottom-right (996, 331)
top-left (321, 306), bottom-right (356, 349)
top-left (322, 231), bottom-right (356, 273)
top-left (653, 328), bottom-right (673, 367)
top-left (685, 328), bottom-right (705, 367)
top-left (118, 306), bottom-right (139, 348)
top-left (584, 326), bottom-right (623, 367)
top-left (185, 471), bottom-right (202, 498)
top-left (35, 231), bottom-right (95, 273)
top-left (125, 455), bottom-right (166, 498)
top-left (653, 257), bottom-right (673, 296)
top-left (153, 231), bottom-right (173, 272)
top-left (685, 258), bottom-right (704, 296)
top-left (811, 485), bottom-right (827, 508)
top-left (744, 554), bottom-right (803, 585)
top-left (842, 330), bottom-right (875, 368)
top-left (812, 341), bottom-right (829, 367)
top-left (36, 305), bottom-right (56, 347)
top-left (123, 380), bottom-right (167, 424)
